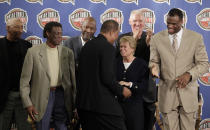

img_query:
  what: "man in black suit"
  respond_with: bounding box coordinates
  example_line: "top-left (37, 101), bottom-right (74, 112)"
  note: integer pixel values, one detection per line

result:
top-left (77, 20), bottom-right (131, 130)
top-left (0, 18), bottom-right (32, 130)
top-left (64, 16), bottom-right (97, 130)
top-left (116, 10), bottom-right (156, 130)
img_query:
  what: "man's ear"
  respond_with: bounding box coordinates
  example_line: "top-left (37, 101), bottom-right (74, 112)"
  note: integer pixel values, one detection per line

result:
top-left (6, 25), bottom-right (9, 32)
top-left (46, 31), bottom-right (50, 38)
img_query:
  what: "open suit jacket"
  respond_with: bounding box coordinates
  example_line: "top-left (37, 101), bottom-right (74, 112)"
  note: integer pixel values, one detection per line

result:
top-left (76, 34), bottom-right (124, 117)
top-left (20, 43), bottom-right (76, 121)
top-left (149, 29), bottom-right (209, 113)
top-left (63, 36), bottom-right (82, 67)
top-left (0, 37), bottom-right (32, 113)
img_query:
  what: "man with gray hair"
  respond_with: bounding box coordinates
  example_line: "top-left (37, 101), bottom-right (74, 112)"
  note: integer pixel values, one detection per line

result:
top-left (0, 18), bottom-right (32, 130)
top-left (116, 9), bottom-right (156, 130)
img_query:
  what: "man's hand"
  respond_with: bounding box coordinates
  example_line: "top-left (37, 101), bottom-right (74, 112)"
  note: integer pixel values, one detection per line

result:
top-left (176, 72), bottom-right (192, 88)
top-left (122, 87), bottom-right (132, 98)
top-left (27, 106), bottom-right (38, 121)
top-left (146, 29), bottom-right (153, 46)
top-left (133, 28), bottom-right (143, 41)
top-left (151, 65), bottom-right (159, 78)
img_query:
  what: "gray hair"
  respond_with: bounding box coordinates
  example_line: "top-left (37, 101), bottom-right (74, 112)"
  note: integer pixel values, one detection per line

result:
top-left (129, 10), bottom-right (145, 21)
top-left (6, 18), bottom-right (22, 26)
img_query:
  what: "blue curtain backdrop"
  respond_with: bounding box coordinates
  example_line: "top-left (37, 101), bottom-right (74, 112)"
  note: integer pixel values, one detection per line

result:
top-left (0, 0), bottom-right (209, 129)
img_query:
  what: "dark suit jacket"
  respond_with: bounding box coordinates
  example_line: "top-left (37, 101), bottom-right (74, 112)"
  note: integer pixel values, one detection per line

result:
top-left (63, 36), bottom-right (82, 67)
top-left (117, 32), bottom-right (157, 103)
top-left (0, 37), bottom-right (32, 113)
top-left (77, 34), bottom-right (124, 116)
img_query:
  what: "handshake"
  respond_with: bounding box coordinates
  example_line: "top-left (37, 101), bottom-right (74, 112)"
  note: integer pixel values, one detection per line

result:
top-left (119, 81), bottom-right (132, 98)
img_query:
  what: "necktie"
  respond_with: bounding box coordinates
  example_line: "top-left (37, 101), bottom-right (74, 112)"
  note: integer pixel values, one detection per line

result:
top-left (172, 34), bottom-right (178, 52)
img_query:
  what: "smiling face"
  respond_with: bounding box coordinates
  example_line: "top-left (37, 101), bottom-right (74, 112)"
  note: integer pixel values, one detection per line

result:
top-left (120, 41), bottom-right (135, 58)
top-left (81, 19), bottom-right (96, 42)
top-left (167, 15), bottom-right (183, 35)
top-left (129, 13), bottom-right (145, 33)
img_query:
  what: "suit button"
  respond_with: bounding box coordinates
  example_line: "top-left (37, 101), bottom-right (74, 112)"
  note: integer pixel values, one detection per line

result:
top-left (124, 70), bottom-right (126, 73)
top-left (135, 86), bottom-right (138, 89)
top-left (115, 96), bottom-right (117, 99)
top-left (123, 77), bottom-right (126, 80)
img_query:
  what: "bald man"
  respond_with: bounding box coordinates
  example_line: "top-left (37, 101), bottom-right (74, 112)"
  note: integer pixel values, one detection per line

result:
top-left (64, 17), bottom-right (96, 68)
top-left (0, 18), bottom-right (32, 130)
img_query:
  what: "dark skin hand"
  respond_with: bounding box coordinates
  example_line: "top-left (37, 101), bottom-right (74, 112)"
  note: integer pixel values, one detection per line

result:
top-left (27, 106), bottom-right (38, 121)
top-left (176, 72), bottom-right (191, 88)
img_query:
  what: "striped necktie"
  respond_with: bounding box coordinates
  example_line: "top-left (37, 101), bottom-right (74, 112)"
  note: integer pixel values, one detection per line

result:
top-left (172, 34), bottom-right (178, 52)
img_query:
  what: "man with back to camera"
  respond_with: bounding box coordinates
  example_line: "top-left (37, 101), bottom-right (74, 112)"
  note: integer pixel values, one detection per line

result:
top-left (77, 20), bottom-right (132, 130)
top-left (149, 8), bottom-right (209, 130)
top-left (64, 16), bottom-right (96, 130)
top-left (116, 9), bottom-right (156, 130)
top-left (0, 18), bottom-right (32, 130)
top-left (20, 21), bottom-right (76, 130)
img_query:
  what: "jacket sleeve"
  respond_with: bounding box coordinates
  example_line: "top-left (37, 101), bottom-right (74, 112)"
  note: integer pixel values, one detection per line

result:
top-left (100, 45), bottom-right (123, 97)
top-left (187, 35), bottom-right (209, 81)
top-left (149, 36), bottom-right (160, 75)
top-left (20, 48), bottom-right (33, 108)
top-left (68, 49), bottom-right (77, 109)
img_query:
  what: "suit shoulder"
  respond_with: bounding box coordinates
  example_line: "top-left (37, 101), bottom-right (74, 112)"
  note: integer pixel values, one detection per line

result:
top-left (28, 44), bottom-right (43, 52)
top-left (184, 29), bottom-right (202, 37)
top-left (153, 30), bottom-right (167, 38)
top-left (64, 36), bottom-right (79, 45)
top-left (61, 45), bottom-right (74, 54)
top-left (19, 39), bottom-right (32, 47)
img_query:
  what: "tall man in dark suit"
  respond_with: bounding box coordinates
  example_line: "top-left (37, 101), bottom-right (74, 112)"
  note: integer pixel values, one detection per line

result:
top-left (117, 10), bottom-right (156, 130)
top-left (64, 17), bottom-right (96, 67)
top-left (150, 8), bottom-right (209, 130)
top-left (0, 18), bottom-right (32, 130)
top-left (77, 20), bottom-right (131, 130)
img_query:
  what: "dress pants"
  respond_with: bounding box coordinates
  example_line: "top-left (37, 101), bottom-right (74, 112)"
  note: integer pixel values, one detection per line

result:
top-left (161, 88), bottom-right (196, 130)
top-left (78, 109), bottom-right (127, 130)
top-left (36, 87), bottom-right (68, 130)
top-left (121, 99), bottom-right (144, 130)
top-left (0, 91), bottom-right (31, 130)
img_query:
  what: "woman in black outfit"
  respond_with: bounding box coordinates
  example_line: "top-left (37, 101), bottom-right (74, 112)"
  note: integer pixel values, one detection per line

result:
top-left (116, 36), bottom-right (149, 130)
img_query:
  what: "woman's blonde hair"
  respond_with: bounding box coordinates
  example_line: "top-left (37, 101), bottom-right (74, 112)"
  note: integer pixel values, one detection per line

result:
top-left (119, 36), bottom-right (137, 51)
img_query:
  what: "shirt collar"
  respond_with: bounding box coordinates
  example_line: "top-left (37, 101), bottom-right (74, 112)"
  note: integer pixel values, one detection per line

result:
top-left (80, 35), bottom-right (86, 46)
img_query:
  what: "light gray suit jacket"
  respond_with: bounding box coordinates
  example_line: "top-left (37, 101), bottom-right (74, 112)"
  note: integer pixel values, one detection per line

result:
top-left (149, 29), bottom-right (209, 113)
top-left (20, 43), bottom-right (76, 121)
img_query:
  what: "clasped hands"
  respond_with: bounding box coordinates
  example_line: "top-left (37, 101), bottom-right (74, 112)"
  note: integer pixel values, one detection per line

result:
top-left (151, 65), bottom-right (191, 88)
top-left (119, 81), bottom-right (132, 98)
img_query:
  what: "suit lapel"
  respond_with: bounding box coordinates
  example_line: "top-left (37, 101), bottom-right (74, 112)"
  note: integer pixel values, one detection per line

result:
top-left (163, 30), bottom-right (176, 56)
top-left (77, 36), bottom-right (83, 53)
top-left (58, 45), bottom-right (63, 81)
top-left (39, 44), bottom-right (50, 81)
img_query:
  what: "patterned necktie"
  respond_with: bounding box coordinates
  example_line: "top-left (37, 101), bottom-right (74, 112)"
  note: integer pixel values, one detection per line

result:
top-left (172, 34), bottom-right (178, 52)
